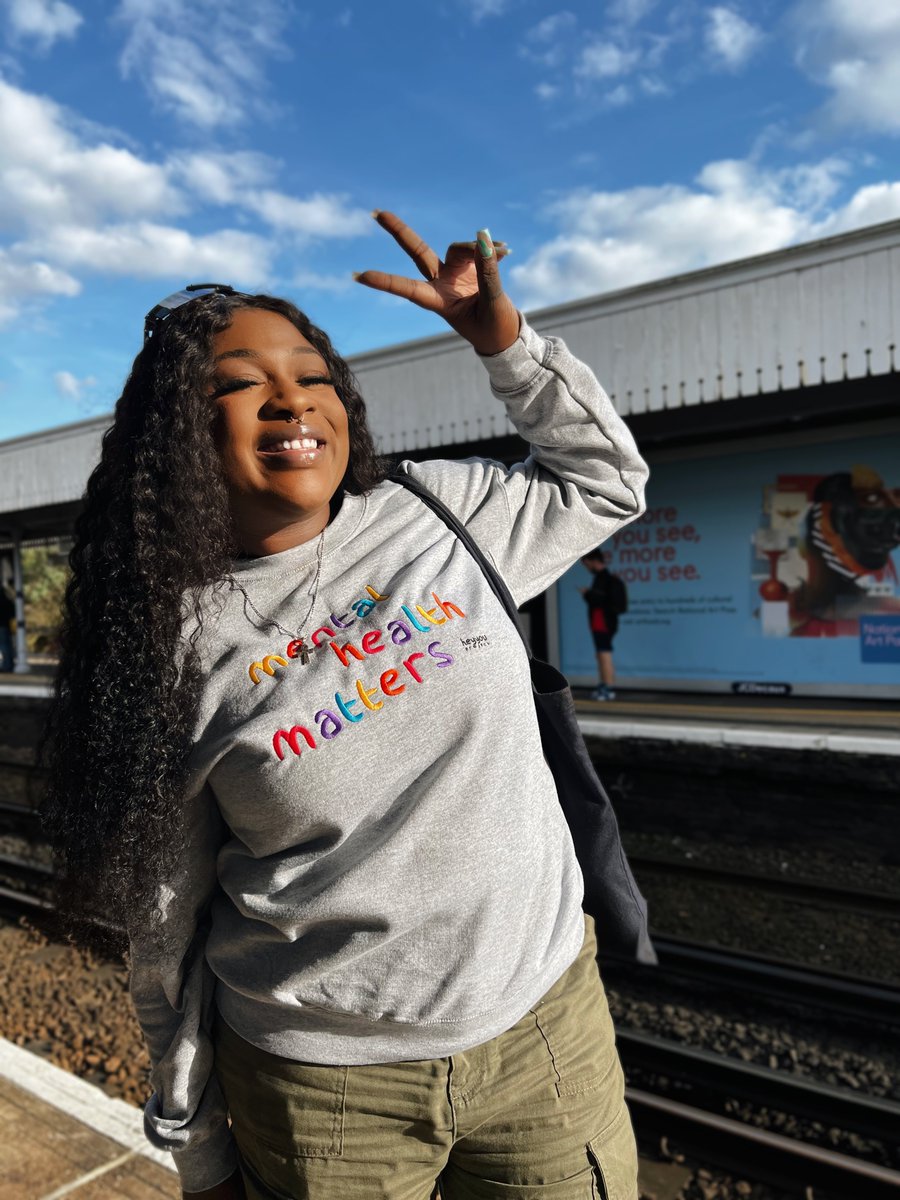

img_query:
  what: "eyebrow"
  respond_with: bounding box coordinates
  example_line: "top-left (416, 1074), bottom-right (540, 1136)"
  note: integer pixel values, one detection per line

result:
top-left (214, 347), bottom-right (323, 362)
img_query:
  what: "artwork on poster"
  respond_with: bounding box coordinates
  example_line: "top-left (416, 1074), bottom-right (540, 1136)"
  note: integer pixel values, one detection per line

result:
top-left (557, 432), bottom-right (900, 691)
top-left (753, 465), bottom-right (900, 639)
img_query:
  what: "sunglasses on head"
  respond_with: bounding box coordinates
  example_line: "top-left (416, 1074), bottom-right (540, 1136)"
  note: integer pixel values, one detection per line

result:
top-left (143, 282), bottom-right (240, 342)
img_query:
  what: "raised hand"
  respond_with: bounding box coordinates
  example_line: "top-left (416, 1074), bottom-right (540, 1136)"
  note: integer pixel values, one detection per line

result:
top-left (354, 211), bottom-right (521, 356)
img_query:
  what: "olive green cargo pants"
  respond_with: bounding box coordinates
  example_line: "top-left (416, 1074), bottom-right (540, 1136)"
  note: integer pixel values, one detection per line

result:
top-left (214, 916), bottom-right (638, 1199)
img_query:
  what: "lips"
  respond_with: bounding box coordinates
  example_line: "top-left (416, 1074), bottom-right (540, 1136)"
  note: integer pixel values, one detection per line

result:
top-left (257, 426), bottom-right (328, 466)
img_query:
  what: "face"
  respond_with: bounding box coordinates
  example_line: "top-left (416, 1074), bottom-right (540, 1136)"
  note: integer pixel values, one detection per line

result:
top-left (210, 308), bottom-right (350, 553)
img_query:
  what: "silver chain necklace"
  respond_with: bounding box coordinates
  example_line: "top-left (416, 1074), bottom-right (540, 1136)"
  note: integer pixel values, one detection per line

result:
top-left (234, 527), bottom-right (326, 665)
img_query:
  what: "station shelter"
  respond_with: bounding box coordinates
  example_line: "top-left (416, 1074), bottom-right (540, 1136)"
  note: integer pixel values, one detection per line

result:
top-left (1, 219), bottom-right (899, 699)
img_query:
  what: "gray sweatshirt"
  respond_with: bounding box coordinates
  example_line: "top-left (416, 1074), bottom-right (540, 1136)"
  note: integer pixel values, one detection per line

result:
top-left (130, 317), bottom-right (649, 1192)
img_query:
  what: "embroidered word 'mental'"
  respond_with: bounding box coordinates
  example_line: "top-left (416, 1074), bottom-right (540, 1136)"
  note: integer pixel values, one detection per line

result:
top-left (248, 584), bottom-right (390, 684)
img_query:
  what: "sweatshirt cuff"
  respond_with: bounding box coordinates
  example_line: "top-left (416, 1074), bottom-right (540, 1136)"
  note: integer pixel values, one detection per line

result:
top-left (476, 315), bottom-right (550, 394)
top-left (170, 1120), bottom-right (239, 1194)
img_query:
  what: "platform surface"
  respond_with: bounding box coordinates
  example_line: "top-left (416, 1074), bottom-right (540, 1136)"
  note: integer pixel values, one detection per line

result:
top-left (574, 689), bottom-right (900, 755)
top-left (0, 1039), bottom-right (178, 1200)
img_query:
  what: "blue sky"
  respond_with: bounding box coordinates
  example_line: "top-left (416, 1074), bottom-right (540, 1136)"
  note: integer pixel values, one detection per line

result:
top-left (2, 0), bottom-right (900, 439)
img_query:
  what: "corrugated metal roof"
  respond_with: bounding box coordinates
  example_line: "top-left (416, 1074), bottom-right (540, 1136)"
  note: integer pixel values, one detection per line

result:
top-left (0, 415), bottom-right (108, 525)
top-left (2, 218), bottom-right (899, 521)
top-left (352, 218), bottom-right (900, 449)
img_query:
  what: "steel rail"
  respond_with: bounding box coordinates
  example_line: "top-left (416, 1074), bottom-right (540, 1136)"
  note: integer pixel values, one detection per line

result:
top-left (604, 935), bottom-right (900, 1027)
top-left (618, 1028), bottom-right (900, 1144)
top-left (627, 1088), bottom-right (900, 1199)
top-left (630, 852), bottom-right (900, 916)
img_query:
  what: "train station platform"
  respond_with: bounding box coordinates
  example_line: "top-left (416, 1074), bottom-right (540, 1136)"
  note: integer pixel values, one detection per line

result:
top-left (2, 669), bottom-right (898, 756)
top-left (574, 690), bottom-right (900, 756)
top-left (0, 1038), bottom-right (177, 1198)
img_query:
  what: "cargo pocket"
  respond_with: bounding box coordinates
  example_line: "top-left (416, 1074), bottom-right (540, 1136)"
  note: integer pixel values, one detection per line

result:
top-left (231, 1064), bottom-right (347, 1158)
top-left (587, 1105), bottom-right (639, 1200)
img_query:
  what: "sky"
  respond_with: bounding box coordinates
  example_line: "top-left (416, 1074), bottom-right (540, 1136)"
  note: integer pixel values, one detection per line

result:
top-left (2, 0), bottom-right (900, 439)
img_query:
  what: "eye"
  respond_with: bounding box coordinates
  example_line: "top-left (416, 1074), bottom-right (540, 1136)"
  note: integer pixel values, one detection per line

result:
top-left (210, 377), bottom-right (258, 399)
top-left (298, 375), bottom-right (334, 388)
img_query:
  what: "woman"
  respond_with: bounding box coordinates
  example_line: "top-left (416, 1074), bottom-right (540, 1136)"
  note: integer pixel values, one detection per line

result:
top-left (43, 214), bottom-right (649, 1199)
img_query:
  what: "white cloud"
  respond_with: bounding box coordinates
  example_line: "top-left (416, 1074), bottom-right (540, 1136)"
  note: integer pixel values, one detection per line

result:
top-left (509, 156), bottom-right (900, 308)
top-left (53, 368), bottom-right (96, 399)
top-left (169, 154), bottom-right (373, 240)
top-left (794, 0), bottom-right (900, 133)
top-left (247, 192), bottom-right (372, 239)
top-left (576, 40), bottom-right (642, 79)
top-left (114, 0), bottom-right (290, 128)
top-left (5, 0), bottom-right (82, 48)
top-left (460, 0), bottom-right (509, 20)
top-left (0, 77), bottom-right (178, 229)
top-left (607, 0), bottom-right (657, 26)
top-left (705, 7), bottom-right (764, 69)
top-left (292, 269), bottom-right (354, 294)
top-left (19, 222), bottom-right (273, 285)
top-left (0, 79), bottom-right (372, 321)
top-left (535, 82), bottom-right (559, 101)
top-left (168, 150), bottom-right (274, 207)
top-left (605, 84), bottom-right (632, 107)
top-left (521, 12), bottom-right (576, 66)
top-left (0, 249), bottom-right (80, 325)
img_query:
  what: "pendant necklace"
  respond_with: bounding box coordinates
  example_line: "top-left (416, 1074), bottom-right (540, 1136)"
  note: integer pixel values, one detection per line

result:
top-left (234, 526), bottom-right (326, 665)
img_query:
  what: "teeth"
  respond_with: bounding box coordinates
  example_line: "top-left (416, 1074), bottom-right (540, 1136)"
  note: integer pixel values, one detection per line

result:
top-left (266, 437), bottom-right (320, 452)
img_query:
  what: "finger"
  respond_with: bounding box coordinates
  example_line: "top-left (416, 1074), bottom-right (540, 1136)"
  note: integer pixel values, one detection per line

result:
top-left (372, 210), bottom-right (441, 280)
top-left (474, 228), bottom-right (504, 306)
top-left (445, 241), bottom-right (510, 269)
top-left (353, 269), bottom-right (442, 312)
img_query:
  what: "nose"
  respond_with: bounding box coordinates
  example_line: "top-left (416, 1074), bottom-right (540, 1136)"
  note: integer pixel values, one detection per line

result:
top-left (266, 387), bottom-right (318, 423)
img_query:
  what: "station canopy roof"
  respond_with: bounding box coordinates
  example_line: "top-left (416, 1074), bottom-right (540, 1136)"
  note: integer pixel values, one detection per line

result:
top-left (2, 217), bottom-right (899, 540)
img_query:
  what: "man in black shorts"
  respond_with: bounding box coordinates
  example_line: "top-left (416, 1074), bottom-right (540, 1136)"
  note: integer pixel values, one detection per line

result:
top-left (579, 549), bottom-right (627, 701)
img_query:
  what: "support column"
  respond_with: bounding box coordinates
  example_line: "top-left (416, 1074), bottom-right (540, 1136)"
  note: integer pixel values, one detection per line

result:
top-left (11, 529), bottom-right (29, 674)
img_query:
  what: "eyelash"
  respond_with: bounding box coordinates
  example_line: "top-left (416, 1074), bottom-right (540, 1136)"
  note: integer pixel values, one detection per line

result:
top-left (212, 375), bottom-right (334, 398)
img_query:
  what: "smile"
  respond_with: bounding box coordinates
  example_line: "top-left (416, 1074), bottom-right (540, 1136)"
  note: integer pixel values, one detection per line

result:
top-left (258, 436), bottom-right (327, 465)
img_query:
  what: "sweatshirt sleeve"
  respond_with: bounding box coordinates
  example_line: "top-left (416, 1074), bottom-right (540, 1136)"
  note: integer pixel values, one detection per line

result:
top-left (397, 315), bottom-right (649, 606)
top-left (128, 784), bottom-right (238, 1193)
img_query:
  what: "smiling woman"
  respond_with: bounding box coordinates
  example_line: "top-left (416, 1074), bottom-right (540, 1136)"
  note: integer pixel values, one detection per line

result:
top-left (210, 308), bottom-right (351, 555)
top-left (40, 213), bottom-right (650, 1200)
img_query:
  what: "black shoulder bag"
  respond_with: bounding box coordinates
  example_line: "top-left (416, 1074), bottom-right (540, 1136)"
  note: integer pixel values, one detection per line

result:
top-left (394, 472), bottom-right (657, 965)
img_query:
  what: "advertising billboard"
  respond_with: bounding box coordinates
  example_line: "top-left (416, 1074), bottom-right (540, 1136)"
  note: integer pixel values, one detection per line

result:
top-left (557, 429), bottom-right (900, 696)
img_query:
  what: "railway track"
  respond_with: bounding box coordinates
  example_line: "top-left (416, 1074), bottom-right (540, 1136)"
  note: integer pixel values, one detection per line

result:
top-left (605, 934), bottom-right (900, 1028)
top-left (630, 851), bottom-right (900, 918)
top-left (618, 1028), bottom-right (900, 1144)
top-left (3, 852), bottom-right (900, 1195)
top-left (628, 1088), bottom-right (900, 1200)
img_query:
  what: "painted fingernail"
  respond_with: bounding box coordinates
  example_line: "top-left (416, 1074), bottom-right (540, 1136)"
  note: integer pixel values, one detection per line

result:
top-left (477, 228), bottom-right (494, 258)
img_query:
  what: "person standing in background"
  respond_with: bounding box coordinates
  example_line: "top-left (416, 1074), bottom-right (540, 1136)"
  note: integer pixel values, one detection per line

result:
top-left (580, 549), bottom-right (627, 701)
top-left (0, 583), bottom-right (15, 673)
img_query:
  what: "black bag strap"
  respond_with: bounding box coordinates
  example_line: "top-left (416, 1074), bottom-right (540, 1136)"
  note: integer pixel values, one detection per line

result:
top-left (391, 471), bottom-right (533, 659)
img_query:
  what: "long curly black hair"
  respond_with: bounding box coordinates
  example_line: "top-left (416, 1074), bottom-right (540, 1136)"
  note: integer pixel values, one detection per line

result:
top-left (40, 292), bottom-right (387, 954)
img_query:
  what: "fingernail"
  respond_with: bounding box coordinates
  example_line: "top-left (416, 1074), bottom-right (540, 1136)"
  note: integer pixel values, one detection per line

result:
top-left (371, 210), bottom-right (381, 220)
top-left (477, 228), bottom-right (493, 259)
top-left (352, 272), bottom-right (362, 281)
